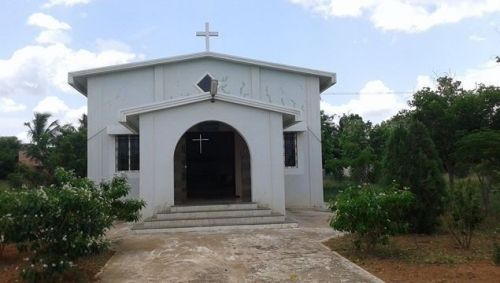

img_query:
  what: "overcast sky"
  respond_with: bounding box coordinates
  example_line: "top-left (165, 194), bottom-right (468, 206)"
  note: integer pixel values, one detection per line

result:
top-left (1, 0), bottom-right (499, 141)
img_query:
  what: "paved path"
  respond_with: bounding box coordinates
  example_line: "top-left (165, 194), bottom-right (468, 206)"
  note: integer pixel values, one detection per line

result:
top-left (97, 209), bottom-right (382, 282)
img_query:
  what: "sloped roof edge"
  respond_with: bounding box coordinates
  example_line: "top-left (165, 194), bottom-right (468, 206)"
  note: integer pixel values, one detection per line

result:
top-left (68, 51), bottom-right (336, 96)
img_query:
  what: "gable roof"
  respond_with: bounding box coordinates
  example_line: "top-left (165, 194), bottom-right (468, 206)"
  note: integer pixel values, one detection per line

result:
top-left (68, 51), bottom-right (336, 96)
top-left (119, 93), bottom-right (302, 133)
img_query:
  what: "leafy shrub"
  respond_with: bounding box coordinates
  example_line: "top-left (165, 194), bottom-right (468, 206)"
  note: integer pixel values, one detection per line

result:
top-left (0, 136), bottom-right (21, 179)
top-left (7, 164), bottom-right (50, 188)
top-left (0, 168), bottom-right (145, 281)
top-left (444, 180), bottom-right (484, 249)
top-left (329, 183), bottom-right (414, 250)
top-left (323, 177), bottom-right (346, 202)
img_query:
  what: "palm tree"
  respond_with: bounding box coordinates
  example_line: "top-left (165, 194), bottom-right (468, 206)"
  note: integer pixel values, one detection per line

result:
top-left (78, 113), bottom-right (87, 131)
top-left (24, 112), bottom-right (60, 165)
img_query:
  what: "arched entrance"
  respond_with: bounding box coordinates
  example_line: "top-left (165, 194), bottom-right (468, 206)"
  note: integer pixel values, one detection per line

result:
top-left (174, 121), bottom-right (251, 204)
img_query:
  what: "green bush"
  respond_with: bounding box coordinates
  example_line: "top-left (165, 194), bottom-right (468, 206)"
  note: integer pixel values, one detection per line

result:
top-left (444, 180), bottom-right (484, 249)
top-left (7, 164), bottom-right (49, 188)
top-left (0, 168), bottom-right (145, 281)
top-left (329, 183), bottom-right (414, 250)
top-left (323, 177), bottom-right (343, 202)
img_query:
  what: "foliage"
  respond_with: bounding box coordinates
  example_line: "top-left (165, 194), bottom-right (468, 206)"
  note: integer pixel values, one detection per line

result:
top-left (444, 180), bottom-right (484, 249)
top-left (321, 111), bottom-right (343, 178)
top-left (0, 168), bottom-right (145, 281)
top-left (7, 164), bottom-right (49, 188)
top-left (454, 130), bottom-right (500, 214)
top-left (14, 113), bottom-right (88, 187)
top-left (337, 114), bottom-right (376, 183)
top-left (409, 79), bottom-right (500, 185)
top-left (47, 123), bottom-right (87, 177)
top-left (24, 112), bottom-right (60, 167)
top-left (329, 183), bottom-right (414, 250)
top-left (99, 176), bottom-right (145, 222)
top-left (383, 120), bottom-right (446, 233)
top-left (368, 122), bottom-right (393, 183)
top-left (323, 178), bottom-right (353, 202)
top-left (0, 136), bottom-right (21, 179)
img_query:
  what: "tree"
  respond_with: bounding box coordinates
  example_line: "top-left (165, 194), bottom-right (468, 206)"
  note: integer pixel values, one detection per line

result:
top-left (24, 113), bottom-right (60, 166)
top-left (455, 130), bottom-right (500, 213)
top-left (0, 137), bottom-right (21, 179)
top-left (384, 119), bottom-right (446, 233)
top-left (410, 77), bottom-right (460, 185)
top-left (321, 111), bottom-right (342, 177)
top-left (337, 114), bottom-right (375, 183)
top-left (47, 115), bottom-right (87, 177)
top-left (321, 111), bottom-right (335, 167)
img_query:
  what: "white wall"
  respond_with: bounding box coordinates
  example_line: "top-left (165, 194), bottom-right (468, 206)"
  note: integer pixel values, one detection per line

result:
top-left (139, 100), bottom-right (285, 217)
top-left (85, 57), bottom-right (324, 213)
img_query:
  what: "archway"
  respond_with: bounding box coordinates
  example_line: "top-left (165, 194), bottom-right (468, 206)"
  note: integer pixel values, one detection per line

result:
top-left (173, 121), bottom-right (251, 204)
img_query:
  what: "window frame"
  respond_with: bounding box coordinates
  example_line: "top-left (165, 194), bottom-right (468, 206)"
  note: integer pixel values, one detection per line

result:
top-left (284, 132), bottom-right (298, 168)
top-left (115, 135), bottom-right (140, 172)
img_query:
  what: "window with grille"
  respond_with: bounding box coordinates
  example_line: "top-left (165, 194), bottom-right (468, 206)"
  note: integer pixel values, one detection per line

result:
top-left (284, 132), bottom-right (297, 167)
top-left (116, 135), bottom-right (140, 171)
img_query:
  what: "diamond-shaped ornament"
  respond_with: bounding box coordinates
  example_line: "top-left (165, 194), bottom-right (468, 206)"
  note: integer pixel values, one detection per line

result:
top-left (197, 75), bottom-right (212, 92)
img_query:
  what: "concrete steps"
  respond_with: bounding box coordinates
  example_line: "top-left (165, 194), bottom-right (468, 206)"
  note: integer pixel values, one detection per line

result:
top-left (133, 202), bottom-right (297, 232)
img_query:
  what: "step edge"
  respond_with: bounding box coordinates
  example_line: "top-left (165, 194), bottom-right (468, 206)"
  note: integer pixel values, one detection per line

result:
top-left (145, 213), bottom-right (284, 222)
top-left (156, 208), bottom-right (272, 215)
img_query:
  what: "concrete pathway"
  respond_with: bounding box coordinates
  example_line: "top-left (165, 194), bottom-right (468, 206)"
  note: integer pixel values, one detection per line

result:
top-left (97, 209), bottom-right (382, 282)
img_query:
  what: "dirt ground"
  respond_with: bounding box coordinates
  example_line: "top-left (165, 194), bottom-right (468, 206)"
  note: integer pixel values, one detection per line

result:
top-left (324, 232), bottom-right (500, 283)
top-left (97, 209), bottom-right (382, 282)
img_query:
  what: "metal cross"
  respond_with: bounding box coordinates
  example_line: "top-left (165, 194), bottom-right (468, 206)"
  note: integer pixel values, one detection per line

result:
top-left (192, 134), bottom-right (210, 154)
top-left (196, 22), bottom-right (218, 52)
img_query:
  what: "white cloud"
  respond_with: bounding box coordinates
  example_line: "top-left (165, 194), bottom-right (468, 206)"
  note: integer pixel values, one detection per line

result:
top-left (290, 0), bottom-right (500, 32)
top-left (33, 96), bottom-right (87, 125)
top-left (0, 43), bottom-right (137, 97)
top-left (0, 12), bottom-right (137, 138)
top-left (42, 0), bottom-right (91, 8)
top-left (468, 35), bottom-right (486, 41)
top-left (36, 30), bottom-right (71, 45)
top-left (415, 74), bottom-right (435, 90)
top-left (27, 13), bottom-right (71, 30)
top-left (459, 59), bottom-right (500, 89)
top-left (16, 131), bottom-right (29, 143)
top-left (321, 80), bottom-right (407, 123)
top-left (0, 97), bottom-right (26, 113)
top-left (27, 13), bottom-right (72, 45)
top-left (33, 96), bottom-right (69, 114)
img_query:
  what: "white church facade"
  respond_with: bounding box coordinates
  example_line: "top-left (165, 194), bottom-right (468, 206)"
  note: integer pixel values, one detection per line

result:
top-left (69, 51), bottom-right (336, 222)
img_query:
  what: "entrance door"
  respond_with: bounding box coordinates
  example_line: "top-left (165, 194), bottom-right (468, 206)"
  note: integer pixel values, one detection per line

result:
top-left (186, 132), bottom-right (235, 200)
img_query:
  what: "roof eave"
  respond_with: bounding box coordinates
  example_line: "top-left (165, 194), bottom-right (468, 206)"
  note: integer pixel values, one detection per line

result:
top-left (68, 73), bottom-right (87, 96)
top-left (67, 51), bottom-right (336, 96)
top-left (320, 73), bottom-right (337, 93)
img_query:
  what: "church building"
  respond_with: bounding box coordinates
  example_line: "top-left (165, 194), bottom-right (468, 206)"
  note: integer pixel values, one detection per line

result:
top-left (69, 29), bottom-right (335, 229)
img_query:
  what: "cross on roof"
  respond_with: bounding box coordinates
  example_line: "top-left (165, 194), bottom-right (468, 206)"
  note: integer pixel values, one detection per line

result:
top-left (196, 22), bottom-right (218, 52)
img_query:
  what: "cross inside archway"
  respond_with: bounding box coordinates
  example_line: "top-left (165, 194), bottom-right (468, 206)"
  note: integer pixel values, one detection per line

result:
top-left (192, 133), bottom-right (210, 154)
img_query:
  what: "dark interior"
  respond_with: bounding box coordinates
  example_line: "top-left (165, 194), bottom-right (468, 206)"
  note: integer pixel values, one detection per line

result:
top-left (185, 131), bottom-right (235, 199)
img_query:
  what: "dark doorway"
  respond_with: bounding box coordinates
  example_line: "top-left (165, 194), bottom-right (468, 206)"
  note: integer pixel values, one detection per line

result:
top-left (185, 131), bottom-right (235, 199)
